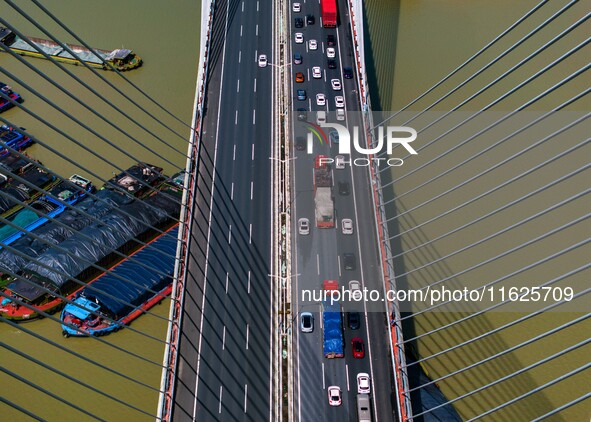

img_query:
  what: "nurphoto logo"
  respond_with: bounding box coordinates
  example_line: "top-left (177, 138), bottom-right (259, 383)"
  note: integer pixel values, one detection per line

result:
top-left (303, 118), bottom-right (417, 167)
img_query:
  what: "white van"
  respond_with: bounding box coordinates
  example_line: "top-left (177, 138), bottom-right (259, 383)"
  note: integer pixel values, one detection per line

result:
top-left (316, 110), bottom-right (326, 125)
top-left (357, 394), bottom-right (372, 422)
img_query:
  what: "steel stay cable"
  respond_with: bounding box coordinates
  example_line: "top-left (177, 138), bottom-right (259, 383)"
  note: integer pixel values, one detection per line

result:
top-left (380, 88), bottom-right (590, 209)
top-left (408, 312), bottom-right (590, 392)
top-left (0, 62), bottom-right (186, 189)
top-left (0, 342), bottom-right (157, 418)
top-left (391, 174), bottom-right (588, 260)
top-left (0, 137), bottom-right (182, 263)
top-left (368, 0), bottom-right (551, 130)
top-left (0, 97), bottom-right (185, 230)
top-left (411, 339), bottom-right (591, 419)
top-left (396, 196), bottom-right (590, 279)
top-left (383, 137), bottom-right (589, 238)
top-left (0, 310), bottom-right (164, 391)
top-left (0, 231), bottom-right (178, 336)
top-left (380, 48), bottom-right (590, 190)
top-left (374, 1), bottom-right (583, 150)
top-left (530, 393), bottom-right (591, 421)
top-left (402, 283), bottom-right (591, 351)
top-left (25, 0), bottom-right (194, 132)
top-left (0, 15), bottom-right (188, 159)
top-left (0, 287), bottom-right (168, 366)
top-left (467, 361), bottom-right (591, 421)
top-left (0, 396), bottom-right (45, 421)
top-left (0, 365), bottom-right (104, 421)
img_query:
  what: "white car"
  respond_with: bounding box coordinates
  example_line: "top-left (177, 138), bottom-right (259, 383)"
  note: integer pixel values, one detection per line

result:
top-left (298, 218), bottom-right (309, 235)
top-left (312, 66), bottom-right (322, 79)
top-left (349, 280), bottom-right (362, 300)
top-left (357, 373), bottom-right (371, 394)
top-left (335, 96), bottom-right (345, 108)
top-left (316, 110), bottom-right (326, 125)
top-left (316, 93), bottom-right (326, 106)
top-left (331, 79), bottom-right (342, 91)
top-left (335, 154), bottom-right (345, 169)
top-left (300, 312), bottom-right (313, 332)
top-left (309, 39), bottom-right (318, 50)
top-left (342, 218), bottom-right (353, 235)
top-left (336, 108), bottom-right (345, 121)
top-left (328, 386), bottom-right (342, 406)
top-left (258, 54), bottom-right (267, 67)
top-left (326, 47), bottom-right (336, 58)
top-left (295, 33), bottom-right (304, 44)
top-left (292, 2), bottom-right (301, 12)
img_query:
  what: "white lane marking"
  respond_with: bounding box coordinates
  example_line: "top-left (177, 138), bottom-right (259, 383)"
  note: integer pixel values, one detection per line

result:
top-left (225, 272), bottom-right (229, 294)
top-left (255, 49), bottom-right (257, 62)
top-left (253, 109), bottom-right (256, 125)
top-left (337, 255), bottom-right (341, 277)
top-left (235, 110), bottom-right (238, 125)
top-left (244, 384), bottom-right (248, 413)
top-left (247, 270), bottom-right (251, 294)
top-left (192, 0), bottom-right (229, 416)
top-left (346, 364), bottom-right (350, 391)
top-left (322, 42), bottom-right (325, 53)
top-left (239, 50), bottom-right (242, 62)
top-left (231, 182), bottom-right (234, 200)
top-left (256, 24), bottom-right (259, 36)
top-left (254, 78), bottom-right (257, 92)
top-left (246, 323), bottom-right (250, 350)
top-left (316, 254), bottom-right (320, 275)
top-left (306, 67), bottom-right (310, 81)
top-left (308, 97), bottom-right (312, 110)
top-left (240, 25), bottom-right (243, 37)
top-left (242, 1), bottom-right (244, 12)
top-left (237, 79), bottom-right (240, 92)
top-left (324, 69), bottom-right (327, 82)
top-left (251, 143), bottom-right (255, 160)
top-left (233, 144), bottom-right (236, 160)
top-left (249, 223), bottom-right (253, 244)
top-left (322, 363), bottom-right (325, 389)
top-left (257, 0), bottom-right (259, 11)
top-left (250, 181), bottom-right (254, 200)
top-left (222, 326), bottom-right (226, 350)
top-left (218, 386), bottom-right (223, 413)
top-left (228, 225), bottom-right (232, 244)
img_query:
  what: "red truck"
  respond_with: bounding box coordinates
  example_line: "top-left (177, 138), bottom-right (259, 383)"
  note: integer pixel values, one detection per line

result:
top-left (321, 0), bottom-right (337, 28)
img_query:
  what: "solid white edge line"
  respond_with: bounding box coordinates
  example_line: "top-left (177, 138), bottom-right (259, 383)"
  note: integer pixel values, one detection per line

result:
top-left (192, 0), bottom-right (230, 417)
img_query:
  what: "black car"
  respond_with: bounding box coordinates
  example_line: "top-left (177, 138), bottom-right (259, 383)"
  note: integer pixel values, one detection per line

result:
top-left (294, 52), bottom-right (303, 65)
top-left (306, 14), bottom-right (315, 25)
top-left (343, 253), bottom-right (356, 270)
top-left (329, 129), bottom-right (339, 144)
top-left (343, 67), bottom-right (353, 79)
top-left (347, 312), bottom-right (360, 330)
top-left (295, 17), bottom-right (304, 28)
top-left (327, 34), bottom-right (336, 46)
top-left (338, 181), bottom-right (350, 195)
top-left (296, 108), bottom-right (307, 121)
top-left (327, 59), bottom-right (337, 69)
top-left (295, 136), bottom-right (306, 151)
top-left (297, 89), bottom-right (307, 101)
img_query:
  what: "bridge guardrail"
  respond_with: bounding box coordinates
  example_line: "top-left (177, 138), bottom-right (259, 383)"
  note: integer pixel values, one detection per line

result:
top-left (345, 1), bottom-right (413, 420)
top-left (157, 0), bottom-right (216, 420)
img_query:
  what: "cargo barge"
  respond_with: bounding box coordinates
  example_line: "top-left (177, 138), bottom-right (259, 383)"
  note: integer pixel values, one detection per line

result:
top-left (61, 225), bottom-right (179, 337)
top-left (0, 82), bottom-right (22, 113)
top-left (0, 27), bottom-right (142, 71)
top-left (0, 179), bottom-right (181, 320)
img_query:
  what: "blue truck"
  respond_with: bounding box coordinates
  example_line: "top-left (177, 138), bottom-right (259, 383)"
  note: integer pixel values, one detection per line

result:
top-left (323, 280), bottom-right (344, 358)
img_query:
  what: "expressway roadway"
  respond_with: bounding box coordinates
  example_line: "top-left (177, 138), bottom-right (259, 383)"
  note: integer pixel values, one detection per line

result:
top-left (289, 1), bottom-right (397, 421)
top-left (171, 0), bottom-right (274, 420)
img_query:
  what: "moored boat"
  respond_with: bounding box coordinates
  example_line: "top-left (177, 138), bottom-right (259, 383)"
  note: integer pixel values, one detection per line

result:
top-left (0, 27), bottom-right (142, 71)
top-left (0, 174), bottom-right (94, 250)
top-left (0, 179), bottom-right (181, 321)
top-left (0, 125), bottom-right (33, 157)
top-left (61, 225), bottom-right (179, 337)
top-left (0, 82), bottom-right (22, 113)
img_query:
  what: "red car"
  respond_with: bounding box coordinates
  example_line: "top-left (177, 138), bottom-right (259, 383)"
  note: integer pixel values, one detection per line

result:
top-left (352, 337), bottom-right (365, 359)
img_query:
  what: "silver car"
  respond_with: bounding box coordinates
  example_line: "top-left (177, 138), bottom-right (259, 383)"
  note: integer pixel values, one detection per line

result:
top-left (342, 218), bottom-right (353, 235)
top-left (298, 218), bottom-right (310, 235)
